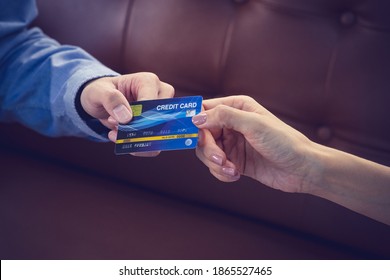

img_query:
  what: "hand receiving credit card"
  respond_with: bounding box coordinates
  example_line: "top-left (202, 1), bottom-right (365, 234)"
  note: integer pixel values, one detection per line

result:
top-left (115, 96), bottom-right (203, 155)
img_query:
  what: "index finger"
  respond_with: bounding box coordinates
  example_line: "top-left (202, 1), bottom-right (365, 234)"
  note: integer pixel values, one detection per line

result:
top-left (136, 80), bottom-right (174, 102)
top-left (202, 95), bottom-right (266, 114)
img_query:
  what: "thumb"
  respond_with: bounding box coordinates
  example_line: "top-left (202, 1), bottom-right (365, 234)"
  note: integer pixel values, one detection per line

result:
top-left (81, 81), bottom-right (133, 124)
top-left (102, 90), bottom-right (133, 124)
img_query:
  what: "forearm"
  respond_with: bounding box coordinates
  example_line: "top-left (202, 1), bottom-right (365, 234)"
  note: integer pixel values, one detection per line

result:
top-left (0, 28), bottom-right (118, 140)
top-left (306, 143), bottom-right (390, 225)
top-left (0, 0), bottom-right (118, 140)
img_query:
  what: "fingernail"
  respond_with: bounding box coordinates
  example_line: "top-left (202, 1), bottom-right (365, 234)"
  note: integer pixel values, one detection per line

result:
top-left (222, 167), bottom-right (239, 178)
top-left (113, 104), bottom-right (132, 123)
top-left (192, 113), bottom-right (207, 126)
top-left (211, 155), bottom-right (223, 166)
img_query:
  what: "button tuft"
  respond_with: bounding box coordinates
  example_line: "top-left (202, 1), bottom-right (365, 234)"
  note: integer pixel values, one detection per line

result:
top-left (233, 0), bottom-right (248, 4)
top-left (340, 11), bottom-right (356, 26)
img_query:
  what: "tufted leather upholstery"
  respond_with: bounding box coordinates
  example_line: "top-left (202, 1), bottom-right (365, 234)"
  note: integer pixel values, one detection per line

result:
top-left (33, 0), bottom-right (390, 164)
top-left (1, 0), bottom-right (390, 258)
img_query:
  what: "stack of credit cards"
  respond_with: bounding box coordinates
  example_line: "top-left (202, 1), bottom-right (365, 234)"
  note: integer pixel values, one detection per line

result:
top-left (115, 96), bottom-right (203, 155)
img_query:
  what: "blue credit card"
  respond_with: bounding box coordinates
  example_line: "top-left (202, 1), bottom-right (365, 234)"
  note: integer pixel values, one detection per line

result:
top-left (115, 96), bottom-right (203, 154)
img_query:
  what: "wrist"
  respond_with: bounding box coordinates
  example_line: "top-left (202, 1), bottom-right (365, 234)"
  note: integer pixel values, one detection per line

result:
top-left (302, 142), bottom-right (361, 198)
top-left (76, 79), bottom-right (95, 122)
top-left (298, 141), bottom-right (328, 196)
top-left (75, 77), bottom-right (114, 139)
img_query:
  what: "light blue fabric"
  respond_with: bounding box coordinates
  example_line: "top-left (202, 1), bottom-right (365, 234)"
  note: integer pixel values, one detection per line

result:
top-left (0, 0), bottom-right (118, 141)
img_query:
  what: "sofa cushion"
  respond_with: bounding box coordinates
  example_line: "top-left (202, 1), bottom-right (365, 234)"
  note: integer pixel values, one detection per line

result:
top-left (0, 147), bottom-right (371, 259)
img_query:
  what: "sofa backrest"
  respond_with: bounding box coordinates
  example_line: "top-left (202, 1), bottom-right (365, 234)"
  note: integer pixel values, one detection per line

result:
top-left (34, 0), bottom-right (390, 166)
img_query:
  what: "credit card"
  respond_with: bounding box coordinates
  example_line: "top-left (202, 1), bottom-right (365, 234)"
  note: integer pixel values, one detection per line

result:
top-left (115, 96), bottom-right (203, 154)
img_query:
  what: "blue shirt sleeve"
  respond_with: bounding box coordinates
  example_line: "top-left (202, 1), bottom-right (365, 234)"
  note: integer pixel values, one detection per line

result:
top-left (0, 0), bottom-right (119, 141)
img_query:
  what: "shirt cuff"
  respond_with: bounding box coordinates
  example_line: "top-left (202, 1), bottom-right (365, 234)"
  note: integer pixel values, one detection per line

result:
top-left (62, 64), bottom-right (119, 142)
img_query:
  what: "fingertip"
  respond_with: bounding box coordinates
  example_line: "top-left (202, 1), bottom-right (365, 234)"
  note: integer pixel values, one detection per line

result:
top-left (210, 154), bottom-right (224, 166)
top-left (210, 168), bottom-right (241, 183)
top-left (222, 166), bottom-right (240, 179)
top-left (218, 160), bottom-right (241, 182)
top-left (131, 151), bottom-right (161, 157)
top-left (158, 82), bottom-right (175, 99)
top-left (108, 130), bottom-right (117, 143)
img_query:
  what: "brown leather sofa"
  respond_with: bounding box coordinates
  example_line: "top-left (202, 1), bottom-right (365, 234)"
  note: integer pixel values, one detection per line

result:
top-left (1, 0), bottom-right (390, 259)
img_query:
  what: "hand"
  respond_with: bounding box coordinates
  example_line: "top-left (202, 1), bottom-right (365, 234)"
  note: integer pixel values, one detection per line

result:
top-left (193, 95), bottom-right (390, 225)
top-left (80, 72), bottom-right (174, 155)
top-left (192, 95), bottom-right (317, 193)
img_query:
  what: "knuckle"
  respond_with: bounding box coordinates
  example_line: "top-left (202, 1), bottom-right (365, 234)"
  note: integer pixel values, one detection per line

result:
top-left (164, 83), bottom-right (175, 97)
top-left (106, 89), bottom-right (122, 104)
top-left (141, 72), bottom-right (160, 82)
top-left (166, 83), bottom-right (175, 93)
top-left (214, 105), bottom-right (235, 129)
top-left (243, 95), bottom-right (256, 103)
top-left (214, 104), bottom-right (230, 118)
